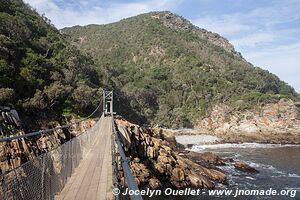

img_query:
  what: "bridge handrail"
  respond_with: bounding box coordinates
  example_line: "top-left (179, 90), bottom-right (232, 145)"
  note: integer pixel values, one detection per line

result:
top-left (0, 114), bottom-right (104, 200)
top-left (112, 114), bottom-right (143, 200)
top-left (0, 98), bottom-right (103, 142)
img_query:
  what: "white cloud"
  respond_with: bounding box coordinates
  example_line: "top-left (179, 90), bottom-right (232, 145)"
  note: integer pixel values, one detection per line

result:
top-left (192, 15), bottom-right (252, 36)
top-left (245, 42), bottom-right (300, 60)
top-left (231, 33), bottom-right (276, 48)
top-left (24, 0), bottom-right (182, 28)
top-left (191, 1), bottom-right (300, 92)
top-left (243, 43), bottom-right (300, 92)
top-left (246, 0), bottom-right (300, 27)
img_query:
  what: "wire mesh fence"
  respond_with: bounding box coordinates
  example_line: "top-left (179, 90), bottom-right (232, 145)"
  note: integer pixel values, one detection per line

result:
top-left (0, 117), bottom-right (102, 200)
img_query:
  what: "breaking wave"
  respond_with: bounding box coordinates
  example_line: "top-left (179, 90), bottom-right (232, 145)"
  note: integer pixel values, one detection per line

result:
top-left (190, 143), bottom-right (298, 151)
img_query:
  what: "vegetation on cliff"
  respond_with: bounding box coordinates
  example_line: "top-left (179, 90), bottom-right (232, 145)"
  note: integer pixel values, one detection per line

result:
top-left (0, 0), bottom-right (100, 129)
top-left (0, 1), bottom-right (299, 129)
top-left (62, 11), bottom-right (299, 128)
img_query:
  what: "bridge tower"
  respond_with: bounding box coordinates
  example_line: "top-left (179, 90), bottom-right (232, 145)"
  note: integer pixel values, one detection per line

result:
top-left (103, 90), bottom-right (114, 116)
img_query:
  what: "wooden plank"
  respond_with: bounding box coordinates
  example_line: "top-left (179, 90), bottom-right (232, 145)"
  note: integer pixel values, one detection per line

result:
top-left (56, 117), bottom-right (112, 200)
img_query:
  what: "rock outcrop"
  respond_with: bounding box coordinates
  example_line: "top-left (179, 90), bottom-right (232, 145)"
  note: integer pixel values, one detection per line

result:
top-left (115, 117), bottom-right (227, 189)
top-left (152, 11), bottom-right (241, 57)
top-left (197, 98), bottom-right (300, 144)
top-left (196, 152), bottom-right (225, 166)
top-left (0, 118), bottom-right (95, 174)
top-left (234, 161), bottom-right (259, 173)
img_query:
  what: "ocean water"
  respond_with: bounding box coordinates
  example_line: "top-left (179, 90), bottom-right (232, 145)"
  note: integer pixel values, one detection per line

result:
top-left (188, 144), bottom-right (300, 200)
top-left (138, 143), bottom-right (300, 200)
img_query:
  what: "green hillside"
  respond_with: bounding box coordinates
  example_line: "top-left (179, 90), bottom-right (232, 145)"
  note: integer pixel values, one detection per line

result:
top-left (0, 1), bottom-right (298, 129)
top-left (62, 11), bottom-right (298, 128)
top-left (0, 0), bottom-right (100, 128)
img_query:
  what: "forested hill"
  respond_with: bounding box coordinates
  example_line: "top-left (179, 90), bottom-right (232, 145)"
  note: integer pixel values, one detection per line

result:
top-left (0, 0), bottom-right (298, 129)
top-left (0, 0), bottom-right (101, 129)
top-left (62, 11), bottom-right (299, 128)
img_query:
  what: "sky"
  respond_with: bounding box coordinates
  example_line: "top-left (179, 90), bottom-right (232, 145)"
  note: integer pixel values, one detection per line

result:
top-left (24, 0), bottom-right (300, 92)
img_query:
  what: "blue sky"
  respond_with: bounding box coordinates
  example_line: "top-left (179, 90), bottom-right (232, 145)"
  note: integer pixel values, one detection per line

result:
top-left (24, 0), bottom-right (300, 92)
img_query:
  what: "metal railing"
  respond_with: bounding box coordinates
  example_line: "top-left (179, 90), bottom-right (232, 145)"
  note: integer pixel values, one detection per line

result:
top-left (0, 91), bottom-right (144, 200)
top-left (112, 114), bottom-right (143, 200)
top-left (0, 117), bottom-right (103, 200)
top-left (0, 99), bottom-right (103, 200)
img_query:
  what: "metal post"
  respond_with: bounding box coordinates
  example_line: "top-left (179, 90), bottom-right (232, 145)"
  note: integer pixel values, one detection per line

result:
top-left (110, 91), bottom-right (113, 115)
top-left (103, 90), bottom-right (114, 116)
top-left (103, 90), bottom-right (106, 115)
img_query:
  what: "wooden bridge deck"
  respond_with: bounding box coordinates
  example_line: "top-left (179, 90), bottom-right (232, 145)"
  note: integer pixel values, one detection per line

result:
top-left (56, 117), bottom-right (113, 200)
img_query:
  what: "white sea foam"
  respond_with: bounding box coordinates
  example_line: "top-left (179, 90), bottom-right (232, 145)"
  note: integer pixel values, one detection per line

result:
top-left (288, 173), bottom-right (300, 178)
top-left (245, 176), bottom-right (256, 180)
top-left (189, 143), bottom-right (298, 151)
top-left (248, 161), bottom-right (287, 175)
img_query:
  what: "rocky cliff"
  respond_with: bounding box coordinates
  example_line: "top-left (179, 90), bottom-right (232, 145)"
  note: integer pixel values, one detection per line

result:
top-left (198, 98), bottom-right (300, 144)
top-left (152, 11), bottom-right (240, 57)
top-left (115, 117), bottom-right (227, 189)
top-left (0, 119), bottom-right (95, 174)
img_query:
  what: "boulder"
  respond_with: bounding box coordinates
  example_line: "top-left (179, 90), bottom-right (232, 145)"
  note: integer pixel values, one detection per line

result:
top-left (187, 173), bottom-right (214, 188)
top-left (147, 146), bottom-right (157, 159)
top-left (159, 148), bottom-right (169, 156)
top-left (166, 164), bottom-right (173, 175)
top-left (234, 161), bottom-right (259, 173)
top-left (201, 167), bottom-right (227, 183)
top-left (157, 155), bottom-right (175, 165)
top-left (235, 123), bottom-right (260, 134)
top-left (155, 162), bottom-right (166, 174)
top-left (115, 117), bottom-right (231, 190)
top-left (133, 157), bottom-right (140, 163)
top-left (149, 178), bottom-right (161, 189)
top-left (171, 167), bottom-right (185, 182)
top-left (199, 152), bottom-right (225, 166)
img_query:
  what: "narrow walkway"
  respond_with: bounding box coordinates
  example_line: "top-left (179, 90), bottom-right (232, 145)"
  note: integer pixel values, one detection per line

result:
top-left (56, 117), bottom-right (113, 200)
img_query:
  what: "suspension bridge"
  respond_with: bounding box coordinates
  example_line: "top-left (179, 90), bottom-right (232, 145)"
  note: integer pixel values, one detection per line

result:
top-left (0, 91), bottom-right (143, 200)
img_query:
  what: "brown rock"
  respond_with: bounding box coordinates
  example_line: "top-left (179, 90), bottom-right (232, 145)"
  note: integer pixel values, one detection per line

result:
top-left (187, 173), bottom-right (214, 188)
top-left (152, 139), bottom-right (161, 149)
top-left (202, 167), bottom-right (227, 183)
top-left (149, 178), bottom-right (161, 189)
top-left (199, 152), bottom-right (225, 165)
top-left (155, 163), bottom-right (166, 174)
top-left (159, 148), bottom-right (169, 156)
top-left (176, 158), bottom-right (188, 168)
top-left (137, 142), bottom-right (147, 158)
top-left (234, 161), bottom-right (259, 173)
top-left (147, 146), bottom-right (157, 159)
top-left (145, 135), bottom-right (151, 145)
top-left (166, 164), bottom-right (173, 175)
top-left (172, 167), bottom-right (185, 182)
top-left (157, 155), bottom-right (175, 165)
top-left (133, 157), bottom-right (140, 163)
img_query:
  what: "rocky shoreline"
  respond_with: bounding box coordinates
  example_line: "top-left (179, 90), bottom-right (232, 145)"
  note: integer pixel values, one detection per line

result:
top-left (115, 117), bottom-right (259, 191)
top-left (195, 98), bottom-right (300, 144)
